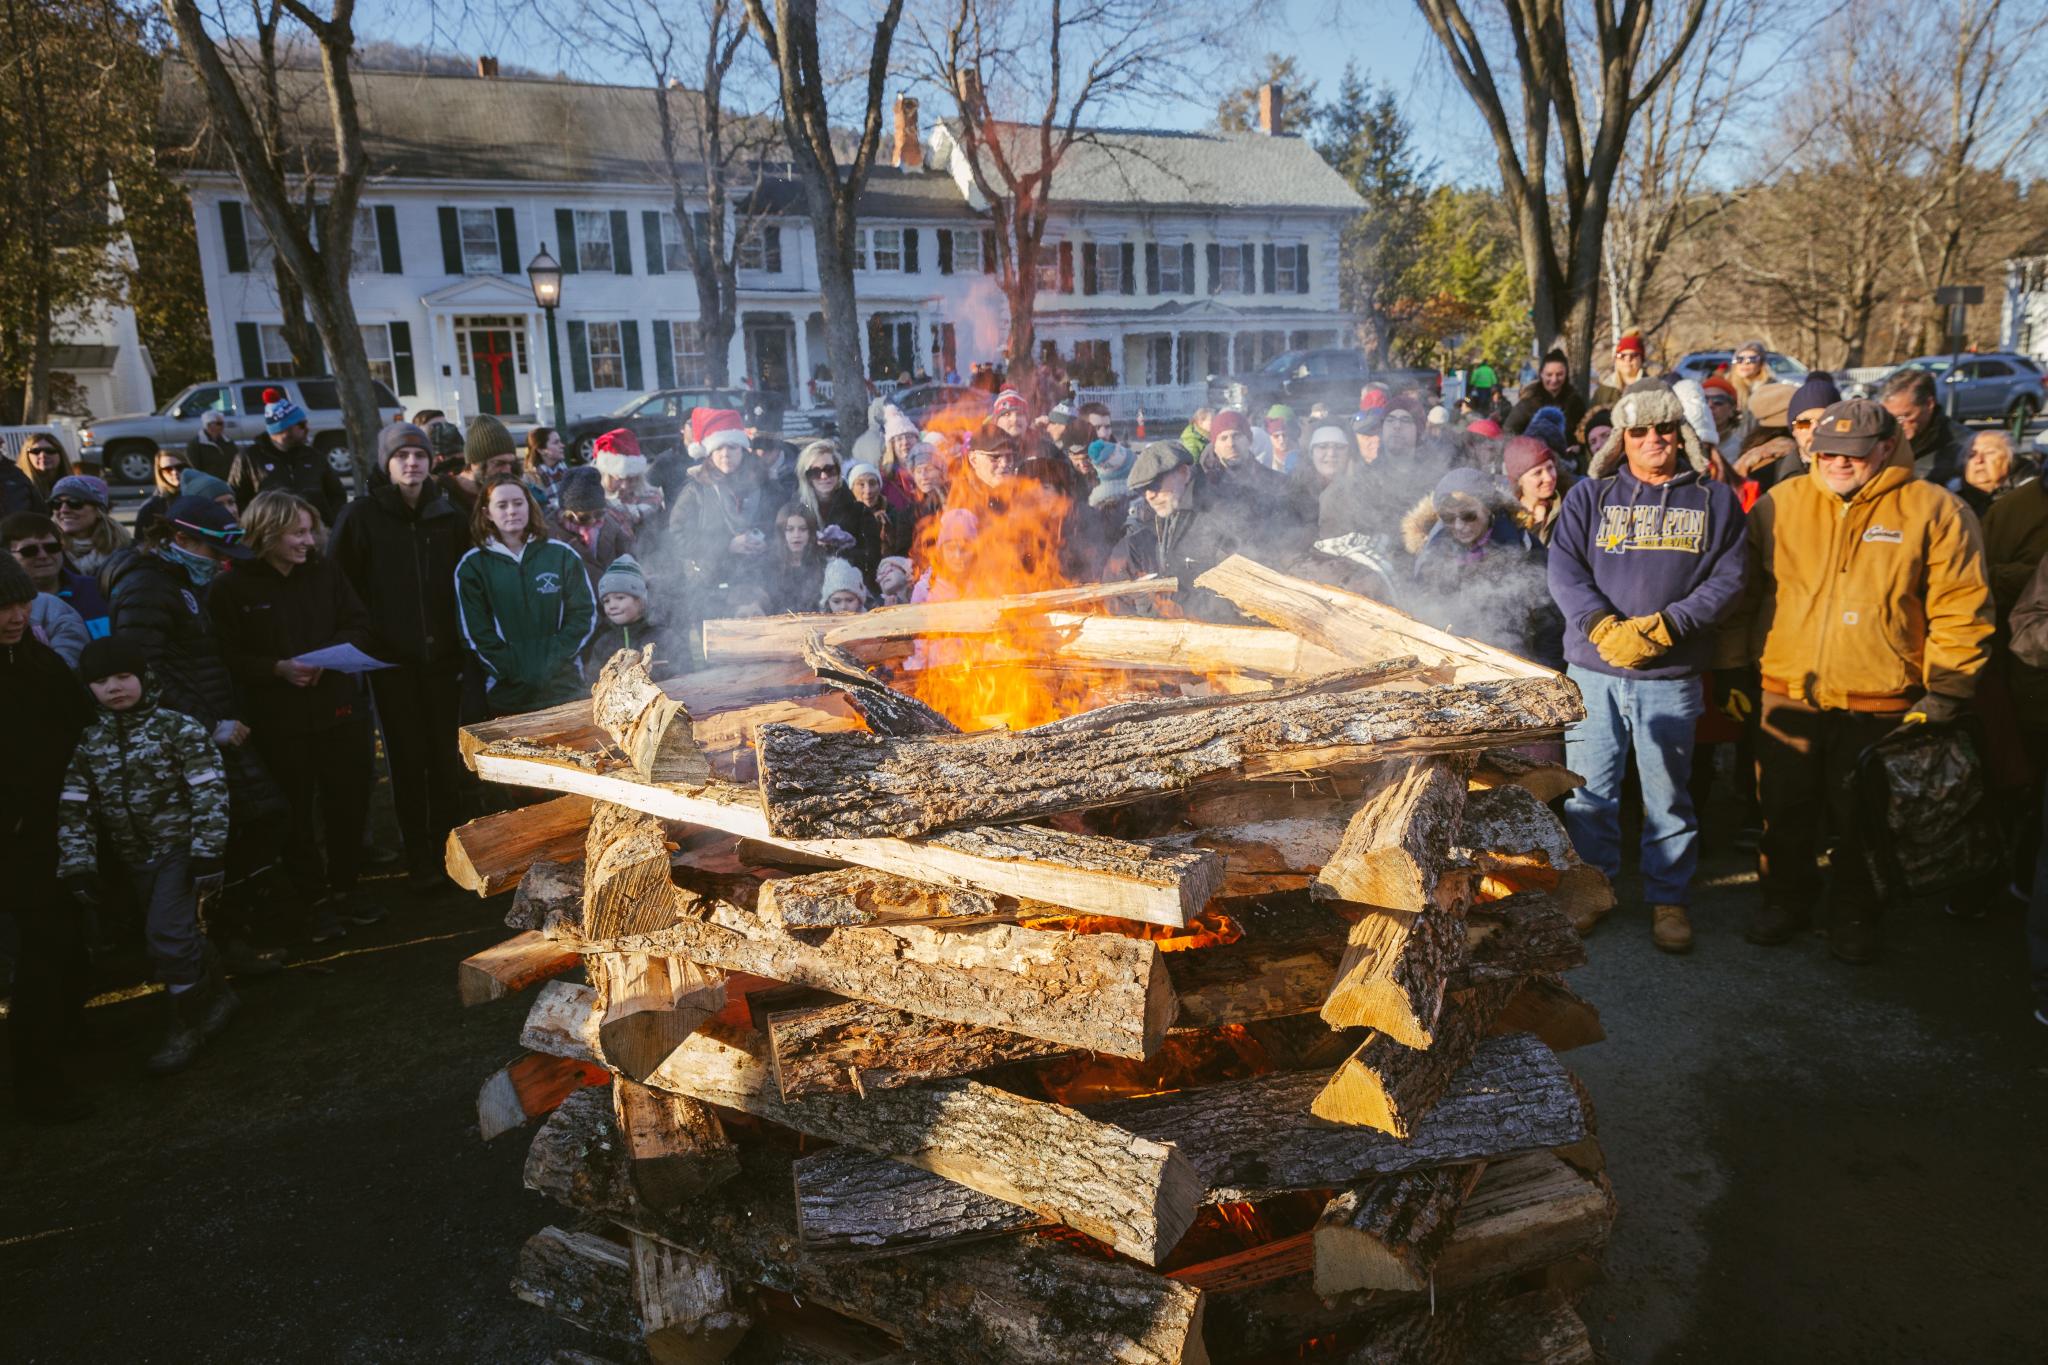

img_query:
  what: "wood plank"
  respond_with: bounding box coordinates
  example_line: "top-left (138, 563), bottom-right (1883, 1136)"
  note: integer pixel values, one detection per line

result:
top-left (1031, 612), bottom-right (1351, 678)
top-left (1313, 758), bottom-right (1469, 911)
top-left (590, 951), bottom-right (728, 1084)
top-left (446, 795), bottom-right (593, 897)
top-left (467, 757), bottom-right (1221, 925)
top-left (1193, 554), bottom-right (1558, 684)
top-left (699, 580), bottom-right (1174, 663)
top-left (1311, 1164), bottom-right (1486, 1295)
top-left (628, 1230), bottom-right (750, 1364)
top-left (767, 999), bottom-right (1072, 1101)
top-left (756, 669), bottom-right (1584, 841)
top-left (477, 1050), bottom-right (611, 1141)
top-left (458, 930), bottom-right (581, 1006)
top-left (592, 645), bottom-right (712, 785)
top-left (613, 1078), bottom-right (740, 1212)
top-left (511, 1225), bottom-right (637, 1342)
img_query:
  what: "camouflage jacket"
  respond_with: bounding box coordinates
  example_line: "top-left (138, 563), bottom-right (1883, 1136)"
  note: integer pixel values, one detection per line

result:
top-left (57, 689), bottom-right (230, 877)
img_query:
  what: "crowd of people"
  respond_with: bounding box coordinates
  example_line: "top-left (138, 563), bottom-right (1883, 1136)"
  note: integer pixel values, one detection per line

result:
top-left (6, 335), bottom-right (2046, 1124)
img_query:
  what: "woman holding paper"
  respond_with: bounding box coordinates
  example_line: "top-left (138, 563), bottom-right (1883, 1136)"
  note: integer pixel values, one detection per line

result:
top-left (209, 491), bottom-right (383, 941)
top-left (454, 475), bottom-right (596, 716)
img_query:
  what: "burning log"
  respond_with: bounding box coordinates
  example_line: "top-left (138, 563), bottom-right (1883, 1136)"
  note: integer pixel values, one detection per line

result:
top-left (589, 952), bottom-right (727, 1084)
top-left (591, 646), bottom-right (711, 785)
top-left (457, 930), bottom-right (581, 1007)
top-left (1313, 758), bottom-right (1471, 912)
top-left (755, 671), bottom-right (1581, 841)
top-left (798, 634), bottom-right (958, 738)
top-left (1311, 1163), bottom-right (1487, 1295)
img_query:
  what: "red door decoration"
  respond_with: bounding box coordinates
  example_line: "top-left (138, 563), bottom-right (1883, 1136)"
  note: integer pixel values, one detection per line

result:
top-left (472, 330), bottom-right (515, 415)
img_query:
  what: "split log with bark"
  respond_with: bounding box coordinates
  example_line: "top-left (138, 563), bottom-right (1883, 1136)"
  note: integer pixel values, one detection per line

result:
top-left (447, 795), bottom-right (593, 897)
top-left (1313, 758), bottom-right (1471, 911)
top-left (512, 1224), bottom-right (637, 1342)
top-left (589, 952), bottom-right (727, 1084)
top-left (628, 1230), bottom-right (751, 1364)
top-left (1311, 1164), bottom-right (1486, 1295)
top-left (591, 647), bottom-right (712, 785)
top-left (459, 931), bottom-right (582, 1007)
top-left (612, 1079), bottom-right (740, 1212)
top-left (477, 1051), bottom-right (611, 1141)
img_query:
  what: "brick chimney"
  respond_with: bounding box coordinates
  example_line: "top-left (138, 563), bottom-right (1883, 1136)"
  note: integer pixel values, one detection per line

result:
top-left (893, 95), bottom-right (923, 170)
top-left (1257, 82), bottom-right (1283, 135)
top-left (476, 55), bottom-right (500, 79)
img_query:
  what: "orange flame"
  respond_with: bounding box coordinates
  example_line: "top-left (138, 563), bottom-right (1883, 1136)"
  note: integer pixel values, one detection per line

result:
top-left (1035, 1022), bottom-right (1270, 1106)
top-left (1476, 866), bottom-right (1561, 901)
top-left (1017, 907), bottom-right (1244, 952)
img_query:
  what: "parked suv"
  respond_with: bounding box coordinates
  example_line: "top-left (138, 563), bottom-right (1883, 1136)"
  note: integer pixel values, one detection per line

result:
top-left (1670, 350), bottom-right (1811, 384)
top-left (1212, 348), bottom-right (1371, 415)
top-left (1890, 352), bottom-right (2047, 424)
top-left (79, 376), bottom-right (403, 485)
top-left (560, 387), bottom-right (748, 461)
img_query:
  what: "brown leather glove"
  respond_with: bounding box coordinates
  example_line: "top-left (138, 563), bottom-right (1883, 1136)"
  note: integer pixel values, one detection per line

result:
top-left (1592, 614), bottom-right (1669, 669)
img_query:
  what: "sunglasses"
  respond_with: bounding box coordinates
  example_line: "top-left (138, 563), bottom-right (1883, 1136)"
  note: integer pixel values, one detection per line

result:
top-left (808, 464), bottom-right (840, 478)
top-left (1440, 509), bottom-right (1486, 524)
top-left (160, 462), bottom-right (188, 474)
top-left (52, 498), bottom-right (97, 512)
top-left (1815, 449), bottom-right (1881, 462)
top-left (1625, 421), bottom-right (1681, 439)
top-left (25, 446), bottom-right (62, 459)
top-left (12, 539), bottom-right (61, 556)
top-left (1735, 354), bottom-right (1764, 364)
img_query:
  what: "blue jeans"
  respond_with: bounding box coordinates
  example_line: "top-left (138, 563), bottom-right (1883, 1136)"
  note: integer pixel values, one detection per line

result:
top-left (1563, 665), bottom-right (1704, 906)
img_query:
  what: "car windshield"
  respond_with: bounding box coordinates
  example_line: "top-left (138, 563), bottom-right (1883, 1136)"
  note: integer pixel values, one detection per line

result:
top-left (1907, 359), bottom-right (1951, 375)
top-left (1259, 350), bottom-right (1307, 377)
top-left (611, 391), bottom-right (665, 417)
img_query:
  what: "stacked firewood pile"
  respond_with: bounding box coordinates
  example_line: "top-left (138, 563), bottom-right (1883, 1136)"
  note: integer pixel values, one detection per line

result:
top-left (450, 557), bottom-right (1619, 1365)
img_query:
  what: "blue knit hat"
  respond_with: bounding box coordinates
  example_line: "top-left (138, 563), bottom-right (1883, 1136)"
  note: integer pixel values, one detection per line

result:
top-left (264, 391), bottom-right (308, 436)
top-left (1524, 406), bottom-right (1568, 455)
top-left (1088, 439), bottom-right (1137, 507)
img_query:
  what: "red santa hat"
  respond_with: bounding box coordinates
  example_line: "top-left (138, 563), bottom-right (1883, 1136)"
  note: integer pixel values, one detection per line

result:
top-left (1614, 330), bottom-right (1645, 358)
top-left (695, 408), bottom-right (749, 457)
top-left (992, 387), bottom-right (1027, 418)
top-left (591, 427), bottom-right (646, 478)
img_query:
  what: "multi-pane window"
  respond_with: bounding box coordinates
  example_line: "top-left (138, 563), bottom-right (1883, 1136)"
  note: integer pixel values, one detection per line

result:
top-left (1094, 242), bottom-right (1122, 294)
top-left (349, 208), bottom-right (381, 275)
top-left (256, 324), bottom-right (295, 378)
top-left (1157, 244), bottom-right (1185, 292)
top-left (244, 210), bottom-right (276, 272)
top-left (458, 208), bottom-right (501, 274)
top-left (737, 226), bottom-right (781, 272)
top-left (587, 320), bottom-right (626, 389)
top-left (1275, 244), bottom-right (1306, 292)
top-left (1035, 240), bottom-right (1063, 292)
top-left (360, 324), bottom-right (395, 389)
top-left (1216, 242), bottom-right (1246, 293)
top-left (669, 321), bottom-right (710, 386)
top-left (573, 210), bottom-right (614, 272)
top-left (660, 212), bottom-right (690, 272)
top-left (950, 229), bottom-right (982, 273)
top-left (856, 227), bottom-right (903, 272)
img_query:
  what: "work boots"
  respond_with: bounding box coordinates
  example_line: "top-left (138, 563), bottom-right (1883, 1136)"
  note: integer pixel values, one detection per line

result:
top-left (145, 993), bottom-right (200, 1074)
top-left (1744, 894), bottom-right (1810, 946)
top-left (1651, 904), bottom-right (1694, 954)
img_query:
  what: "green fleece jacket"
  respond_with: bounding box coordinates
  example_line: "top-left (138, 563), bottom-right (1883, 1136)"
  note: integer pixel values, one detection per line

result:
top-left (455, 536), bottom-right (596, 714)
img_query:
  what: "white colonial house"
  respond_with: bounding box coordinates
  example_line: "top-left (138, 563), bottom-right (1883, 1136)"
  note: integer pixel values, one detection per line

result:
top-left (2003, 232), bottom-right (2048, 364)
top-left (161, 63), bottom-right (1360, 429)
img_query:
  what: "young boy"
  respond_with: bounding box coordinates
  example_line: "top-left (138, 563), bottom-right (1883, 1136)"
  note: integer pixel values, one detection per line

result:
top-left (820, 557), bottom-right (869, 615)
top-left (58, 636), bottom-right (238, 1073)
top-left (585, 554), bottom-right (675, 679)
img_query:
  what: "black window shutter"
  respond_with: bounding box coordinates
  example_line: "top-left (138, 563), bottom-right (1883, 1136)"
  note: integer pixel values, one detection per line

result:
top-left (982, 230), bottom-right (996, 273)
top-left (1058, 241), bottom-right (1074, 293)
top-left (610, 209), bottom-right (632, 274)
top-left (1145, 243), bottom-right (1160, 294)
top-left (1296, 245), bottom-right (1309, 295)
top-left (555, 209), bottom-right (579, 274)
top-left (495, 207), bottom-right (519, 274)
top-left (1181, 244), bottom-right (1196, 296)
top-left (1243, 244), bottom-right (1257, 292)
top-left (1120, 243), bottom-right (1136, 295)
top-left (375, 205), bottom-right (402, 272)
top-left (1262, 243), bottom-right (1277, 293)
top-left (567, 320), bottom-right (591, 392)
top-left (235, 321), bottom-right (263, 376)
top-left (221, 201), bottom-right (249, 273)
top-left (642, 211), bottom-right (665, 276)
top-left (439, 207), bottom-right (463, 274)
top-left (653, 319), bottom-right (675, 388)
top-left (1206, 243), bottom-right (1221, 295)
top-left (765, 225), bottom-right (782, 272)
top-left (622, 320), bottom-right (643, 390)
top-left (1081, 242), bottom-right (1099, 296)
top-left (903, 228), bottom-right (920, 274)
top-left (389, 321), bottom-right (416, 394)
top-left (938, 230), bottom-right (954, 275)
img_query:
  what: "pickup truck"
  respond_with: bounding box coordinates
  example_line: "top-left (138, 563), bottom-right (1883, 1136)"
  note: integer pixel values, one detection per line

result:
top-left (80, 375), bottom-right (403, 484)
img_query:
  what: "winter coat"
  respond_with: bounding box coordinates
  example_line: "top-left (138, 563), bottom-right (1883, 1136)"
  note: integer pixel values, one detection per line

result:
top-left (1103, 494), bottom-right (1266, 624)
top-left (2002, 551), bottom-right (2048, 730)
top-left (762, 549), bottom-right (825, 616)
top-left (454, 536), bottom-right (597, 714)
top-left (0, 460), bottom-right (43, 517)
top-left (668, 461), bottom-right (762, 613)
top-left (184, 433), bottom-right (238, 482)
top-left (30, 593), bottom-right (88, 667)
top-left (230, 436), bottom-right (348, 524)
top-left (545, 508), bottom-right (636, 595)
top-left (329, 483), bottom-right (470, 671)
top-left (208, 555), bottom-right (376, 735)
top-left (1504, 381), bottom-right (1588, 442)
top-left (584, 617), bottom-right (680, 683)
top-left (1908, 407), bottom-right (1965, 486)
top-left (54, 566), bottom-right (110, 639)
top-left (1982, 477), bottom-right (2048, 621)
top-left (809, 483), bottom-right (882, 587)
top-left (1548, 417), bottom-right (1748, 681)
top-left (1730, 438), bottom-right (1992, 709)
top-left (1, 634), bottom-right (92, 887)
top-left (1178, 422), bottom-right (1208, 461)
top-left (1400, 495), bottom-right (1563, 669)
top-left (57, 682), bottom-right (230, 877)
top-left (850, 396), bottom-right (892, 469)
top-left (104, 548), bottom-right (240, 731)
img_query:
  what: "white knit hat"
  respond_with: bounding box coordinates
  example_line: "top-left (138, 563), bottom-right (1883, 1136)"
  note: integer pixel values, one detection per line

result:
top-left (819, 555), bottom-right (868, 609)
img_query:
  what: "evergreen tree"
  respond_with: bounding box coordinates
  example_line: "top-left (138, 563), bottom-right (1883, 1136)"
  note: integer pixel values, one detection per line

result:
top-left (1310, 64), bottom-right (1431, 363)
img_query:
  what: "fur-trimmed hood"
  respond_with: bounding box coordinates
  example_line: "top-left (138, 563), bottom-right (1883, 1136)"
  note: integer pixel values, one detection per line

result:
top-left (1588, 381), bottom-right (1710, 479)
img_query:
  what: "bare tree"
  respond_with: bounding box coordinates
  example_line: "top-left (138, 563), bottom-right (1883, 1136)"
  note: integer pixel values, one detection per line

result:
top-left (913, 0), bottom-right (1228, 391)
top-left (541, 0), bottom-right (778, 386)
top-left (162, 0), bottom-right (382, 479)
top-left (742, 0), bottom-right (906, 441)
top-left (1412, 0), bottom-right (1712, 374)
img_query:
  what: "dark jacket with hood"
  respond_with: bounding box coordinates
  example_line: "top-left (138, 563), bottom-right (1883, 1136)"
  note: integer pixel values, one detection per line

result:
top-left (208, 554), bottom-right (377, 735)
top-left (1505, 379), bottom-right (1588, 442)
top-left (669, 460), bottom-right (762, 609)
top-left (57, 674), bottom-right (231, 877)
top-left (1909, 406), bottom-right (1965, 486)
top-left (1104, 491), bottom-right (1265, 624)
top-left (1402, 487), bottom-right (1563, 669)
top-left (104, 547), bottom-right (240, 730)
top-left (2, 633), bottom-right (92, 888)
top-left (454, 534), bottom-right (597, 714)
top-left (1547, 383), bottom-right (1749, 680)
top-left (329, 482), bottom-right (470, 671)
top-left (230, 436), bottom-right (347, 524)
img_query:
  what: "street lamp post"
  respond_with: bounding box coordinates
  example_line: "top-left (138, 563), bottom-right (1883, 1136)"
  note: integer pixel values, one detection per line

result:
top-left (527, 245), bottom-right (566, 428)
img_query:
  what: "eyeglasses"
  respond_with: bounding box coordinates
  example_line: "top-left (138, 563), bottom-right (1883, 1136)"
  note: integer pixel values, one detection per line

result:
top-left (52, 498), bottom-right (96, 512)
top-left (12, 540), bottom-right (61, 557)
top-left (1624, 421), bottom-right (1681, 439)
top-left (1735, 353), bottom-right (1764, 364)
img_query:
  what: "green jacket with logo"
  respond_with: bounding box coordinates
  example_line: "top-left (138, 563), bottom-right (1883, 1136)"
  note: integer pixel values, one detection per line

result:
top-left (57, 686), bottom-right (231, 876)
top-left (454, 535), bottom-right (596, 714)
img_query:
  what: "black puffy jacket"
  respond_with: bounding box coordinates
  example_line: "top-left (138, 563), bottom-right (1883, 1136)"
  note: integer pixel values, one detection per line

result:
top-left (0, 635), bottom-right (92, 890)
top-left (328, 483), bottom-right (470, 671)
top-left (104, 547), bottom-right (239, 730)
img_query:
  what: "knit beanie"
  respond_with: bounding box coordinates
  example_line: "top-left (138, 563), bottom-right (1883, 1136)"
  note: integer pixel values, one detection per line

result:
top-left (1426, 405), bottom-right (1451, 428)
top-left (1087, 439), bottom-right (1137, 507)
top-left (0, 548), bottom-right (33, 607)
top-left (1524, 406), bottom-right (1568, 455)
top-left (262, 388), bottom-right (307, 436)
top-left (1700, 375), bottom-right (1738, 404)
top-left (1308, 424), bottom-right (1351, 449)
top-left (819, 555), bottom-right (868, 608)
top-left (877, 555), bottom-right (913, 588)
top-left (1465, 418), bottom-right (1502, 438)
top-left (1502, 436), bottom-right (1556, 487)
top-left (379, 421), bottom-right (431, 469)
top-left (1358, 386), bottom-right (1389, 413)
top-left (884, 410), bottom-right (919, 442)
top-left (1432, 465), bottom-right (1502, 512)
top-left (592, 428), bottom-right (647, 478)
top-left (992, 388), bottom-right (1027, 418)
top-left (846, 461), bottom-right (883, 490)
top-left (50, 474), bottom-right (110, 509)
top-left (596, 553), bottom-right (649, 602)
top-left (425, 419), bottom-right (466, 462)
top-left (180, 470), bottom-right (234, 504)
top-left (560, 465), bottom-right (608, 513)
top-left (1789, 372), bottom-right (1843, 418)
top-left (465, 414), bottom-right (517, 468)
top-left (1209, 409), bottom-right (1251, 441)
top-left (77, 634), bottom-right (149, 684)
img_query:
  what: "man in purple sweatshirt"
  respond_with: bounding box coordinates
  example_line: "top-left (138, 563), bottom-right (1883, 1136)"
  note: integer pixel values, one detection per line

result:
top-left (1547, 380), bottom-right (1748, 953)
